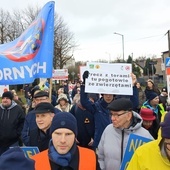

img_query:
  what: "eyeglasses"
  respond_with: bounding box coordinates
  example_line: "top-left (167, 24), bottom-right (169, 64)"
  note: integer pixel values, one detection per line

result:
top-left (110, 111), bottom-right (129, 118)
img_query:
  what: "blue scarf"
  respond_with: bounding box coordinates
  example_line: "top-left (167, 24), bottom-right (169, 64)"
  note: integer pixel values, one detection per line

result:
top-left (48, 140), bottom-right (76, 167)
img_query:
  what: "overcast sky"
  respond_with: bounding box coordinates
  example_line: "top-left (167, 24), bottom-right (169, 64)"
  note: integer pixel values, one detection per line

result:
top-left (1, 0), bottom-right (170, 62)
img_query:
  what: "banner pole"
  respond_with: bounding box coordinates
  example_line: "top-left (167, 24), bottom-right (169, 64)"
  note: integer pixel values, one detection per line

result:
top-left (49, 78), bottom-right (52, 102)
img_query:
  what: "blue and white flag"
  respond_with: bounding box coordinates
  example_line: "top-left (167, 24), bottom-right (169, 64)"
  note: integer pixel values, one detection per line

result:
top-left (0, 1), bottom-right (55, 85)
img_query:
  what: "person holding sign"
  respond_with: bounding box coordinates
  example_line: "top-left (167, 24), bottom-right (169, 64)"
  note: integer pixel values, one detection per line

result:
top-left (127, 111), bottom-right (170, 170)
top-left (97, 98), bottom-right (153, 170)
top-left (80, 71), bottom-right (139, 149)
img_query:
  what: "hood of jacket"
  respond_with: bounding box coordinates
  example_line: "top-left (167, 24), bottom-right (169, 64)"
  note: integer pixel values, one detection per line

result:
top-left (0, 100), bottom-right (17, 110)
top-left (125, 111), bottom-right (143, 132)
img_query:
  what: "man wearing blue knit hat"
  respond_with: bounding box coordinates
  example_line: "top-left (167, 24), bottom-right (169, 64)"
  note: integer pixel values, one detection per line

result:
top-left (0, 147), bottom-right (35, 170)
top-left (32, 112), bottom-right (101, 170)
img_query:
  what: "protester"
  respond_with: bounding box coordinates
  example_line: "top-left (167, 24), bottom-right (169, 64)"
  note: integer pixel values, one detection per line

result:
top-left (0, 147), bottom-right (35, 170)
top-left (97, 98), bottom-right (153, 170)
top-left (31, 112), bottom-right (101, 169)
top-left (27, 102), bottom-right (55, 151)
top-left (55, 93), bottom-right (72, 112)
top-left (60, 80), bottom-right (69, 95)
top-left (144, 79), bottom-right (160, 100)
top-left (13, 92), bottom-right (26, 113)
top-left (159, 87), bottom-right (168, 110)
top-left (27, 89), bottom-right (41, 112)
top-left (0, 91), bottom-right (25, 155)
top-left (43, 87), bottom-right (57, 106)
top-left (140, 108), bottom-right (159, 139)
top-left (72, 81), bottom-right (81, 99)
top-left (70, 93), bottom-right (95, 149)
top-left (142, 92), bottom-right (165, 123)
top-left (127, 111), bottom-right (170, 170)
top-left (80, 71), bottom-right (139, 149)
top-left (21, 91), bottom-right (60, 146)
top-left (23, 84), bottom-right (32, 108)
top-left (136, 82), bottom-right (145, 113)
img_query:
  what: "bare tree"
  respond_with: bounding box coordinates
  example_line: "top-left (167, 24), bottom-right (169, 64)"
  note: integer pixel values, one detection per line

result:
top-left (0, 9), bottom-right (13, 43)
top-left (53, 15), bottom-right (76, 69)
top-left (0, 5), bottom-right (76, 69)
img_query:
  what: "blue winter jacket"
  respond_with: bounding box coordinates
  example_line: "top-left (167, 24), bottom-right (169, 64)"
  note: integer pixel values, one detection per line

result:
top-left (80, 85), bottom-right (139, 148)
top-left (21, 108), bottom-right (60, 146)
top-left (80, 85), bottom-right (111, 148)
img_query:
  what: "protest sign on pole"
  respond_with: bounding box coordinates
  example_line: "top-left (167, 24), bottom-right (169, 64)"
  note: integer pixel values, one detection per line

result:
top-left (52, 69), bottom-right (68, 80)
top-left (120, 134), bottom-right (152, 170)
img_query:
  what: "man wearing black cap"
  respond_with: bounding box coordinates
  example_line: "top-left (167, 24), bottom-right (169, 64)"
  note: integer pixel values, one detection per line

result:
top-left (142, 92), bottom-right (165, 123)
top-left (80, 71), bottom-right (139, 149)
top-left (127, 111), bottom-right (170, 170)
top-left (21, 90), bottom-right (61, 146)
top-left (27, 102), bottom-right (55, 151)
top-left (32, 112), bottom-right (101, 170)
top-left (97, 98), bottom-right (153, 170)
top-left (0, 91), bottom-right (25, 155)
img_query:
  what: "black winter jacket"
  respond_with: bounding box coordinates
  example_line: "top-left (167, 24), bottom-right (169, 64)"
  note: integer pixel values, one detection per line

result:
top-left (0, 101), bottom-right (25, 147)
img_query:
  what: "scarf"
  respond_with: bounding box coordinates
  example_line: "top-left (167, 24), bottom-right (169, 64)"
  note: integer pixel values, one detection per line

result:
top-left (48, 140), bottom-right (76, 167)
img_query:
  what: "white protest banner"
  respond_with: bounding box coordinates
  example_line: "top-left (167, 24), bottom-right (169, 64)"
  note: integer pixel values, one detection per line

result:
top-left (52, 69), bottom-right (68, 80)
top-left (85, 62), bottom-right (132, 95)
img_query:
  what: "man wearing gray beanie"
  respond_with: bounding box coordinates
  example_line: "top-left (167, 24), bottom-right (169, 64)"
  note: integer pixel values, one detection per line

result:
top-left (31, 112), bottom-right (101, 170)
top-left (127, 111), bottom-right (170, 170)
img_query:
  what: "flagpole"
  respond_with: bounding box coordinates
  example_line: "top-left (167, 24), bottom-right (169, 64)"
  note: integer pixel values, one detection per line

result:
top-left (49, 78), bottom-right (52, 102)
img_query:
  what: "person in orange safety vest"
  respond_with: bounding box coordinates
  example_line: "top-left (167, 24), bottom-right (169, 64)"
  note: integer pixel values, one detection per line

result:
top-left (31, 111), bottom-right (101, 170)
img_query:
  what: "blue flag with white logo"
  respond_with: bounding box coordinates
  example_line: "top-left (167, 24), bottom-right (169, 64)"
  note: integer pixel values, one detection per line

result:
top-left (0, 1), bottom-right (54, 85)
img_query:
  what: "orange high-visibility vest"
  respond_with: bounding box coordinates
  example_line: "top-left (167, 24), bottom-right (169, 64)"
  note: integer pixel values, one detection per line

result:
top-left (31, 146), bottom-right (96, 170)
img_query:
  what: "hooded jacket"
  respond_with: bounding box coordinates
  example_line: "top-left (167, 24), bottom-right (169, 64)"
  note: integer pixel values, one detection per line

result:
top-left (142, 100), bottom-right (165, 123)
top-left (127, 139), bottom-right (170, 170)
top-left (0, 101), bottom-right (25, 147)
top-left (80, 85), bottom-right (139, 149)
top-left (97, 111), bottom-right (153, 170)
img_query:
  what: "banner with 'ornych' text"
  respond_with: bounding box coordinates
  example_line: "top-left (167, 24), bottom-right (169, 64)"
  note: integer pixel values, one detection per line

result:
top-left (0, 1), bottom-right (54, 85)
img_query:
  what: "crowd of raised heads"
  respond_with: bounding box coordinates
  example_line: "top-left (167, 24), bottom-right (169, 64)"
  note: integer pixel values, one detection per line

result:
top-left (0, 76), bottom-right (170, 170)
top-left (20, 80), bottom-right (100, 114)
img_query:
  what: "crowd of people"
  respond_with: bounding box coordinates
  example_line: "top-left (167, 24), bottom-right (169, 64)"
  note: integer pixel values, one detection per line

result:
top-left (0, 73), bottom-right (170, 170)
